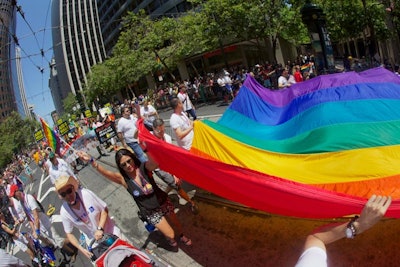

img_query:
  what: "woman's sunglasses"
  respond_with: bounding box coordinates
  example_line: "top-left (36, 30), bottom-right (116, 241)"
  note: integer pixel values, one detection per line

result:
top-left (60, 187), bottom-right (74, 198)
top-left (120, 158), bottom-right (134, 168)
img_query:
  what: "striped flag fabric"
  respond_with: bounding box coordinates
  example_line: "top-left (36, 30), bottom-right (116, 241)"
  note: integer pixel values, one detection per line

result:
top-left (139, 67), bottom-right (400, 219)
top-left (40, 117), bottom-right (61, 155)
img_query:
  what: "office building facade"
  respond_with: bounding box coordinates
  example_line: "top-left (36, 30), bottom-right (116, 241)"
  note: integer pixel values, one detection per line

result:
top-left (50, 0), bottom-right (192, 114)
top-left (0, 0), bottom-right (22, 121)
top-left (15, 47), bottom-right (31, 119)
top-left (51, 0), bottom-right (106, 114)
top-left (97, 0), bottom-right (192, 55)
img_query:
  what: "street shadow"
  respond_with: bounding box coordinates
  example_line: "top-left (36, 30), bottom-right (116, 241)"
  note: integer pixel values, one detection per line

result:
top-left (141, 231), bottom-right (179, 253)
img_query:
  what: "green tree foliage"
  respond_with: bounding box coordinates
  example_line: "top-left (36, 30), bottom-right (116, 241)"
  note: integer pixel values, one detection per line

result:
top-left (0, 112), bottom-right (39, 167)
top-left (62, 92), bottom-right (78, 116)
top-left (309, 0), bottom-right (388, 42)
top-left (84, 0), bottom-right (393, 104)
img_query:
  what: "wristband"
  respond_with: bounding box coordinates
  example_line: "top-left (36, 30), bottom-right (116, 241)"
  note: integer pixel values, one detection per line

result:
top-left (345, 215), bottom-right (359, 239)
top-left (35, 229), bottom-right (40, 236)
top-left (97, 226), bottom-right (104, 231)
top-left (90, 157), bottom-right (94, 164)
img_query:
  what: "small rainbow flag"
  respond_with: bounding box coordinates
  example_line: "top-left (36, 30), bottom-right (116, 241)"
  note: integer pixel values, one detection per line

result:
top-left (40, 117), bottom-right (61, 155)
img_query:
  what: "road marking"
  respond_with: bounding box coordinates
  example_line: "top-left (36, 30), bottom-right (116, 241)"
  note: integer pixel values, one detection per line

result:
top-left (37, 174), bottom-right (50, 199)
top-left (38, 187), bottom-right (55, 202)
top-left (51, 214), bottom-right (63, 223)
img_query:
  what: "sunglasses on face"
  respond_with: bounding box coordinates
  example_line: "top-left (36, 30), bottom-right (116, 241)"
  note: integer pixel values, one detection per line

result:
top-left (59, 187), bottom-right (74, 198)
top-left (120, 158), bottom-right (134, 168)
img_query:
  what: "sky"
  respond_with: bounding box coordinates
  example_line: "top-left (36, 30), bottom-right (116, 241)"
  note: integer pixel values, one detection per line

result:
top-left (16, 0), bottom-right (55, 123)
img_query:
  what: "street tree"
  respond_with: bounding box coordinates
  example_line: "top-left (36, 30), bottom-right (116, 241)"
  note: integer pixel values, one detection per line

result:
top-left (62, 92), bottom-right (79, 116)
top-left (0, 112), bottom-right (39, 167)
top-left (190, 0), bottom-right (308, 63)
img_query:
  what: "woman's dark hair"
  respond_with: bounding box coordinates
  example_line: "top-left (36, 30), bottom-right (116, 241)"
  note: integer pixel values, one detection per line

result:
top-left (115, 148), bottom-right (141, 177)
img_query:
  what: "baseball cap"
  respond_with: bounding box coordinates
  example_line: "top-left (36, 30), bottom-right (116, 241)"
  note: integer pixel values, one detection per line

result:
top-left (9, 184), bottom-right (20, 197)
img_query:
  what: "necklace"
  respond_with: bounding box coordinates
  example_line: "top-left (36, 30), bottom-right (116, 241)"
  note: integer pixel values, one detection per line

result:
top-left (68, 193), bottom-right (90, 224)
top-left (129, 171), bottom-right (153, 195)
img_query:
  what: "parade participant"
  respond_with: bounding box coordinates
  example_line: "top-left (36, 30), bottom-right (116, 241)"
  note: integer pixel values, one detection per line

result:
top-left (295, 195), bottom-right (391, 267)
top-left (0, 210), bottom-right (39, 266)
top-left (55, 174), bottom-right (121, 259)
top-left (177, 84), bottom-right (197, 120)
top-left (170, 97), bottom-right (194, 150)
top-left (140, 99), bottom-right (158, 131)
top-left (48, 152), bottom-right (79, 185)
top-left (43, 147), bottom-right (54, 175)
top-left (10, 185), bottom-right (64, 249)
top-left (152, 118), bottom-right (198, 214)
top-left (117, 106), bottom-right (148, 163)
top-left (8, 195), bottom-right (25, 225)
top-left (77, 149), bottom-right (192, 247)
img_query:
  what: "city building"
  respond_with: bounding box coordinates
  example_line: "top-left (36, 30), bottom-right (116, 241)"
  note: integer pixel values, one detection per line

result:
top-left (50, 0), bottom-right (193, 115)
top-left (15, 47), bottom-right (31, 119)
top-left (0, 0), bottom-right (22, 121)
top-left (98, 0), bottom-right (193, 55)
top-left (50, 0), bottom-right (106, 114)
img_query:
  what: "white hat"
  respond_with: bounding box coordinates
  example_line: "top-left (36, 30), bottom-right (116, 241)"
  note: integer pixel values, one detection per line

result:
top-left (54, 173), bottom-right (78, 192)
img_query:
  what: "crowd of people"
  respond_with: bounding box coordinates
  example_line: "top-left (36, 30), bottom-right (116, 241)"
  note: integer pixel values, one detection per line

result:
top-left (0, 59), bottom-right (398, 266)
top-left (0, 92), bottom-right (201, 266)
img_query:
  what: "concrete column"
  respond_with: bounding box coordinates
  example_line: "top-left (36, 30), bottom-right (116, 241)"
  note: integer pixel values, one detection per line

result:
top-left (145, 73), bottom-right (156, 90)
top-left (177, 61), bottom-right (189, 81)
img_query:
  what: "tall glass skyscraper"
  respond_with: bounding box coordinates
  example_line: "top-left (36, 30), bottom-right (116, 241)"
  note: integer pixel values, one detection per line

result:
top-left (0, 0), bottom-right (23, 120)
top-left (51, 0), bottom-right (106, 113)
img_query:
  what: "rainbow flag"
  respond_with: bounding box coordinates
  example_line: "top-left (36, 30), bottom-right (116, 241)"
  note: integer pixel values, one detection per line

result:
top-left (139, 67), bottom-right (400, 219)
top-left (300, 62), bottom-right (311, 70)
top-left (40, 118), bottom-right (61, 155)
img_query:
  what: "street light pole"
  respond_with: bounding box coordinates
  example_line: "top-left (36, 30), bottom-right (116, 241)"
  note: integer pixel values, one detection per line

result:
top-left (301, 0), bottom-right (335, 74)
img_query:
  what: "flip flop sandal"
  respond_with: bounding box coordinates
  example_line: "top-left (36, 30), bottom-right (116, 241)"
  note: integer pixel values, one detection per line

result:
top-left (168, 238), bottom-right (178, 247)
top-left (180, 235), bottom-right (192, 246)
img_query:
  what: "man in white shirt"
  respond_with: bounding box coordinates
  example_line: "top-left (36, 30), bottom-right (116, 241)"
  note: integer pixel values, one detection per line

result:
top-left (152, 118), bottom-right (198, 214)
top-left (140, 100), bottom-right (158, 130)
top-left (278, 69), bottom-right (290, 89)
top-left (169, 97), bottom-right (194, 150)
top-left (10, 185), bottom-right (64, 249)
top-left (177, 84), bottom-right (197, 120)
top-left (117, 106), bottom-right (148, 163)
top-left (48, 152), bottom-right (78, 185)
top-left (8, 196), bottom-right (25, 224)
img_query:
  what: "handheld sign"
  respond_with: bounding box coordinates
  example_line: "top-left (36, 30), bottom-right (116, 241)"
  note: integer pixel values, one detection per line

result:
top-left (95, 122), bottom-right (117, 144)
